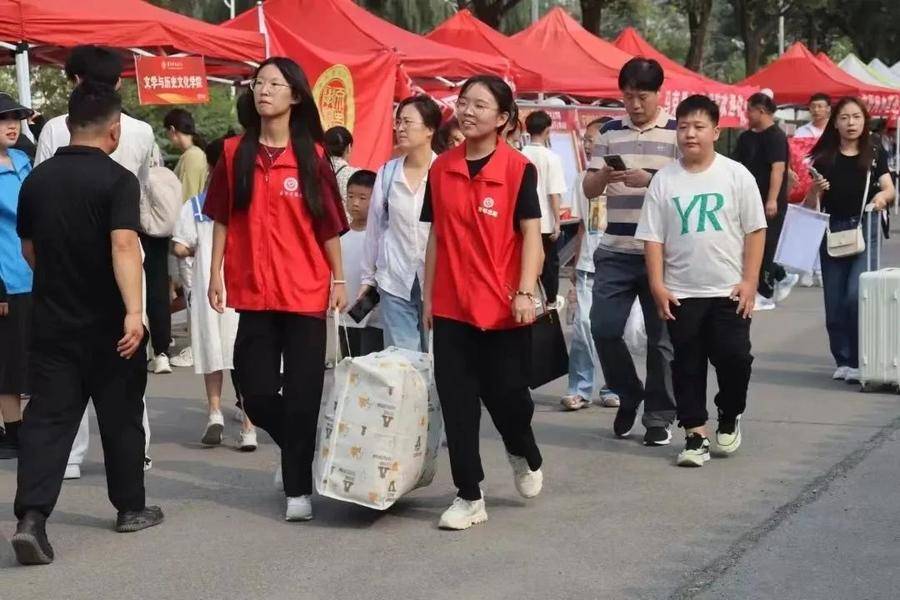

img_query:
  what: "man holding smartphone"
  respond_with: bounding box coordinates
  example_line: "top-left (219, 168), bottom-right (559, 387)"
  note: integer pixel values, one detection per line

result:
top-left (582, 58), bottom-right (678, 446)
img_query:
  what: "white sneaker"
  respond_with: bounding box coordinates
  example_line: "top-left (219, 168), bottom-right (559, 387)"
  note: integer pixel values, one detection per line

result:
top-left (238, 429), bottom-right (258, 452)
top-left (274, 464), bottom-right (283, 491)
top-left (715, 416), bottom-right (742, 455)
top-left (438, 495), bottom-right (488, 530)
top-left (149, 354), bottom-right (172, 374)
top-left (677, 434), bottom-right (710, 467)
top-left (799, 273), bottom-right (815, 287)
top-left (833, 366), bottom-right (849, 380)
top-left (285, 495), bottom-right (313, 521)
top-left (754, 294), bottom-right (776, 311)
top-left (64, 464), bottom-right (81, 480)
top-left (813, 271), bottom-right (823, 287)
top-left (598, 388), bottom-right (620, 408)
top-left (774, 273), bottom-right (800, 303)
top-left (507, 453), bottom-right (543, 498)
top-left (201, 411), bottom-right (224, 446)
top-left (169, 347), bottom-right (193, 368)
top-left (844, 368), bottom-right (861, 383)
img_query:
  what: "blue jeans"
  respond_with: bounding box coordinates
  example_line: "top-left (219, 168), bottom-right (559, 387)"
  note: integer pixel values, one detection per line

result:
top-left (590, 248), bottom-right (676, 428)
top-left (380, 277), bottom-right (426, 352)
top-left (820, 213), bottom-right (880, 369)
top-left (568, 270), bottom-right (600, 398)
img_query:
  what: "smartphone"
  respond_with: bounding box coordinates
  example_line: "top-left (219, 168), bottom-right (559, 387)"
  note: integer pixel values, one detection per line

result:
top-left (603, 154), bottom-right (628, 171)
top-left (808, 165), bottom-right (822, 180)
top-left (348, 287), bottom-right (380, 323)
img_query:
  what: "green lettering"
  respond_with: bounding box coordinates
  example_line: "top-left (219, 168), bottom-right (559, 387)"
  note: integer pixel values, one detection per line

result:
top-left (672, 195), bottom-right (701, 235)
top-left (696, 193), bottom-right (725, 232)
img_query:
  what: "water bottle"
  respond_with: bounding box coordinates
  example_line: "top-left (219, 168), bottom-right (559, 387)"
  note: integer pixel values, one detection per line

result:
top-left (566, 287), bottom-right (578, 325)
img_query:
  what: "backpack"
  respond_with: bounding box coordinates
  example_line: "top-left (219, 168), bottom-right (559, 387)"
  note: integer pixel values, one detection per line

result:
top-left (381, 157), bottom-right (402, 221)
top-left (140, 166), bottom-right (183, 237)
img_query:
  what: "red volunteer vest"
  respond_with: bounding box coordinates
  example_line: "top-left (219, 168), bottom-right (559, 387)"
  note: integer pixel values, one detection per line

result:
top-left (220, 136), bottom-right (331, 314)
top-left (429, 140), bottom-right (530, 330)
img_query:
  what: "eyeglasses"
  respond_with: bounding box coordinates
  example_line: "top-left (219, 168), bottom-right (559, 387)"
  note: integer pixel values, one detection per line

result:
top-left (456, 98), bottom-right (499, 115)
top-left (251, 79), bottom-right (291, 93)
top-left (393, 118), bottom-right (425, 130)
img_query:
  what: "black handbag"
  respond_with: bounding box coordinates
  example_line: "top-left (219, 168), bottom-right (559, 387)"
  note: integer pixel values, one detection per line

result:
top-left (527, 287), bottom-right (569, 390)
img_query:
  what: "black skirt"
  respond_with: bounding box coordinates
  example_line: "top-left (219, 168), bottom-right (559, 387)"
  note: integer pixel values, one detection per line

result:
top-left (0, 293), bottom-right (32, 395)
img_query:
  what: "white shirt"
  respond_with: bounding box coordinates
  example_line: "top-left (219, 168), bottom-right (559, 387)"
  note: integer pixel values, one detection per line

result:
top-left (635, 154), bottom-right (767, 299)
top-left (794, 122), bottom-right (824, 139)
top-left (569, 171), bottom-right (606, 273)
top-left (520, 143), bottom-right (567, 234)
top-left (35, 113), bottom-right (158, 196)
top-left (341, 228), bottom-right (381, 329)
top-left (360, 154), bottom-right (435, 301)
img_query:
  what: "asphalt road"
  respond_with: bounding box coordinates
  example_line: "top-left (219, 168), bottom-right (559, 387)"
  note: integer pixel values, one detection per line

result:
top-left (2, 237), bottom-right (899, 599)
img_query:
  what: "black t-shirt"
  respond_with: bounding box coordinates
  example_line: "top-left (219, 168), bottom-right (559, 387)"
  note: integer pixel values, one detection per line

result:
top-left (734, 125), bottom-right (789, 206)
top-left (813, 151), bottom-right (889, 220)
top-left (420, 156), bottom-right (541, 228)
top-left (17, 146), bottom-right (141, 341)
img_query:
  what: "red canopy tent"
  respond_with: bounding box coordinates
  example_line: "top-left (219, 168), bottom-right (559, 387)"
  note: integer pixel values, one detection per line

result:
top-left (425, 9), bottom-right (618, 96)
top-left (225, 0), bottom-right (510, 167)
top-left (739, 43), bottom-right (900, 118)
top-left (513, 8), bottom-right (753, 126)
top-left (0, 0), bottom-right (266, 111)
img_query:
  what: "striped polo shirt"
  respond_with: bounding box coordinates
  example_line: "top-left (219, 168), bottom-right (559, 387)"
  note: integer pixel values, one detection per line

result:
top-left (588, 110), bottom-right (679, 254)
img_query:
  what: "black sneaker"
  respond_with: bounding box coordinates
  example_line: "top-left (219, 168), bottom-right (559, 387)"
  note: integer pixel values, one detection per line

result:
top-left (613, 407), bottom-right (638, 438)
top-left (643, 425), bottom-right (673, 446)
top-left (677, 433), bottom-right (710, 467)
top-left (11, 511), bottom-right (54, 565)
top-left (116, 505), bottom-right (164, 533)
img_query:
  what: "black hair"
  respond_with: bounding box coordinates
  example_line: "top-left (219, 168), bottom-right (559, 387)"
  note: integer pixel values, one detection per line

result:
top-left (525, 110), bottom-right (552, 136)
top-left (163, 108), bottom-right (206, 150)
top-left (434, 117), bottom-right (461, 153)
top-left (748, 92), bottom-right (777, 114)
top-left (809, 93), bottom-right (831, 105)
top-left (347, 169), bottom-right (376, 190)
top-left (586, 116), bottom-right (613, 130)
top-left (809, 96), bottom-right (874, 171)
top-left (233, 57), bottom-right (327, 217)
top-left (397, 95), bottom-right (443, 133)
top-left (64, 46), bottom-right (122, 86)
top-left (67, 81), bottom-right (121, 130)
top-left (618, 58), bottom-right (664, 92)
top-left (324, 126), bottom-right (353, 158)
top-left (675, 94), bottom-right (720, 125)
top-left (459, 75), bottom-right (515, 134)
top-left (204, 136), bottom-right (228, 169)
top-left (236, 90), bottom-right (255, 131)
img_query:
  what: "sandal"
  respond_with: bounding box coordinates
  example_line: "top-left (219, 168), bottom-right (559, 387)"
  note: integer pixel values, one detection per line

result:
top-left (561, 395), bottom-right (589, 411)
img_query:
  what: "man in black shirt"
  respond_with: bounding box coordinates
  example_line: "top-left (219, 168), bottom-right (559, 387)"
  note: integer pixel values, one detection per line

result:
top-left (12, 82), bottom-right (163, 566)
top-left (734, 93), bottom-right (799, 308)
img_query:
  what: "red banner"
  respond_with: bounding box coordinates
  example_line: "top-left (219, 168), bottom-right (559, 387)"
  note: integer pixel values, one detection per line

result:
top-left (135, 56), bottom-right (210, 106)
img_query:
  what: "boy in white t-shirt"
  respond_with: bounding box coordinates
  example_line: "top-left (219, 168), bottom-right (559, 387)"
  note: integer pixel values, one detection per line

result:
top-left (340, 170), bottom-right (384, 356)
top-left (636, 95), bottom-right (767, 468)
top-left (561, 117), bottom-right (620, 411)
top-left (521, 110), bottom-right (567, 304)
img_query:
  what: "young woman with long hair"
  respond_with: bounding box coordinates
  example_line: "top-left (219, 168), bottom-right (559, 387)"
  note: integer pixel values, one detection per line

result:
top-left (805, 97), bottom-right (894, 384)
top-left (422, 75), bottom-right (545, 530)
top-left (204, 57), bottom-right (348, 522)
top-left (359, 95), bottom-right (442, 352)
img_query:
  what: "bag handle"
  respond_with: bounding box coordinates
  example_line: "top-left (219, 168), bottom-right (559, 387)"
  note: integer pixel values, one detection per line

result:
top-left (826, 160), bottom-right (874, 233)
top-left (381, 158), bottom-right (402, 218)
top-left (331, 313), bottom-right (352, 364)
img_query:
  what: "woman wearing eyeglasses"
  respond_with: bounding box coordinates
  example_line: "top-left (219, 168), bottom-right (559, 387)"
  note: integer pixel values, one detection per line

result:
top-left (358, 95), bottom-right (442, 352)
top-left (204, 58), bottom-right (348, 522)
top-left (421, 75), bottom-right (545, 530)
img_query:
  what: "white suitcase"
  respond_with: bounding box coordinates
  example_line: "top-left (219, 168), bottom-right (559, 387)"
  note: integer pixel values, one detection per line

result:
top-left (859, 267), bottom-right (900, 393)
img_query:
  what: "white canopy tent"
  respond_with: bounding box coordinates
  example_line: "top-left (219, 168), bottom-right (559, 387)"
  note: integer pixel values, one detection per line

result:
top-left (838, 54), bottom-right (896, 87)
top-left (868, 58), bottom-right (900, 88)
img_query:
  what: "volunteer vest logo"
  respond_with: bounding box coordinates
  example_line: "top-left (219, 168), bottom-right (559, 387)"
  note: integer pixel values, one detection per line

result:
top-left (478, 196), bottom-right (499, 218)
top-left (283, 177), bottom-right (299, 192)
top-left (672, 193), bottom-right (725, 235)
top-left (313, 64), bottom-right (356, 133)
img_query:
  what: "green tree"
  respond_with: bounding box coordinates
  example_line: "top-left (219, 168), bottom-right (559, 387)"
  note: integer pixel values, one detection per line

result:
top-left (679, 0), bottom-right (714, 71)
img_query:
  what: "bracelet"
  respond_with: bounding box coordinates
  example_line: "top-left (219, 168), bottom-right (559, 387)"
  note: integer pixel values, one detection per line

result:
top-left (513, 290), bottom-right (535, 300)
top-left (332, 280), bottom-right (346, 285)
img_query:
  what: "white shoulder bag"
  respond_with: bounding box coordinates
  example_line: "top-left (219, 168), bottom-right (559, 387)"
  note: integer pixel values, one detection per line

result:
top-left (825, 165), bottom-right (871, 258)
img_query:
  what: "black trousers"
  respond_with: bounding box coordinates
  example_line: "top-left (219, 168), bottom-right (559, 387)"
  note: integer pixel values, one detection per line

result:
top-left (433, 317), bottom-right (542, 501)
top-left (667, 298), bottom-right (753, 430)
top-left (234, 311), bottom-right (326, 497)
top-left (339, 325), bottom-right (384, 358)
top-left (758, 206), bottom-right (786, 298)
top-left (140, 233), bottom-right (172, 356)
top-left (541, 234), bottom-right (560, 301)
top-left (15, 334), bottom-right (148, 519)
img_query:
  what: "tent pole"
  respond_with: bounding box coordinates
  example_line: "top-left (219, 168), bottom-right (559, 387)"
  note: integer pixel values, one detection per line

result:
top-left (257, 1), bottom-right (270, 59)
top-left (14, 42), bottom-right (34, 143)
